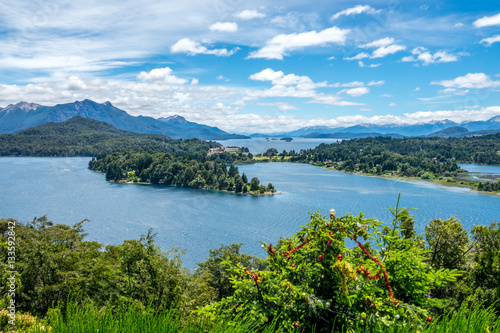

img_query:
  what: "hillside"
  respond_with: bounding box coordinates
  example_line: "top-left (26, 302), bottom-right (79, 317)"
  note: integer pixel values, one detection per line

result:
top-left (0, 116), bottom-right (218, 157)
top-left (0, 99), bottom-right (248, 140)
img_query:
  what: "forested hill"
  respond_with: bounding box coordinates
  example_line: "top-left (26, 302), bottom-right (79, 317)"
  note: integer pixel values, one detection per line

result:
top-left (291, 134), bottom-right (500, 167)
top-left (0, 116), bottom-right (219, 157)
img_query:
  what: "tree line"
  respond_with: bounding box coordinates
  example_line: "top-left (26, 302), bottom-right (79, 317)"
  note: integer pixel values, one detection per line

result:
top-left (88, 149), bottom-right (275, 194)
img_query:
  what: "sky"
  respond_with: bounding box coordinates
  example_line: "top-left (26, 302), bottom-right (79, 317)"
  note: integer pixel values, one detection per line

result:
top-left (0, 0), bottom-right (499, 134)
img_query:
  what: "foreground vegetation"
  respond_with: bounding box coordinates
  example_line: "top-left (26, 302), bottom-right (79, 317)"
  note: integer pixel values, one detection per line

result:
top-left (1, 202), bottom-right (499, 331)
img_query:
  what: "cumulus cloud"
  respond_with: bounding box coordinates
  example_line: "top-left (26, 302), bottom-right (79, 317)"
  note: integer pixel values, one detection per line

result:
top-left (431, 73), bottom-right (500, 89)
top-left (368, 80), bottom-right (384, 86)
top-left (171, 38), bottom-right (238, 56)
top-left (248, 26), bottom-right (350, 60)
top-left (209, 22), bottom-right (238, 32)
top-left (480, 35), bottom-right (500, 47)
top-left (246, 68), bottom-right (361, 106)
top-left (137, 67), bottom-right (188, 84)
top-left (371, 44), bottom-right (406, 58)
top-left (343, 87), bottom-right (370, 97)
top-left (346, 37), bottom-right (405, 60)
top-left (235, 9), bottom-right (266, 20)
top-left (331, 5), bottom-right (381, 20)
top-left (473, 12), bottom-right (500, 28)
top-left (401, 47), bottom-right (464, 65)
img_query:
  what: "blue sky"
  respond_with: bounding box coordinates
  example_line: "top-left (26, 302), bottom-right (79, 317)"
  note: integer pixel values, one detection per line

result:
top-left (0, 0), bottom-right (499, 133)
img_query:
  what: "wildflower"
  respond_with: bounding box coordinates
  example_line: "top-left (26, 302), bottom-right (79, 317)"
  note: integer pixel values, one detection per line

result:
top-left (361, 312), bottom-right (367, 319)
top-left (396, 314), bottom-right (400, 319)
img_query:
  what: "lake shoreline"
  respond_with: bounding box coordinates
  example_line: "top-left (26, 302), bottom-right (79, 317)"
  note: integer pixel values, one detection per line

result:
top-left (107, 179), bottom-right (280, 196)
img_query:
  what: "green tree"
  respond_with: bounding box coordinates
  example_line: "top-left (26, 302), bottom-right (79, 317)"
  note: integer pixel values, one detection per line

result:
top-left (197, 244), bottom-right (266, 301)
top-left (425, 216), bottom-right (469, 270)
top-left (250, 177), bottom-right (260, 191)
top-left (241, 173), bottom-right (248, 184)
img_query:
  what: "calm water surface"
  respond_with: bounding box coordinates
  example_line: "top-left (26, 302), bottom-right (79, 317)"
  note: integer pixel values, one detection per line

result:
top-left (216, 138), bottom-right (340, 154)
top-left (1, 157), bottom-right (499, 268)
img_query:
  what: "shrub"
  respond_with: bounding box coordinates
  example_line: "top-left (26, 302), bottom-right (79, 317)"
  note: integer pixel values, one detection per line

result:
top-left (199, 206), bottom-right (460, 332)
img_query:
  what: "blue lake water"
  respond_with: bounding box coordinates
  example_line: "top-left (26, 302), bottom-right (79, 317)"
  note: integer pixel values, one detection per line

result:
top-left (216, 138), bottom-right (341, 154)
top-left (1, 157), bottom-right (499, 269)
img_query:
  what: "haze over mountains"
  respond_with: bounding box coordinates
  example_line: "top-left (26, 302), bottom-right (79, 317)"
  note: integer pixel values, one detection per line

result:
top-left (251, 116), bottom-right (500, 138)
top-left (0, 100), bottom-right (248, 140)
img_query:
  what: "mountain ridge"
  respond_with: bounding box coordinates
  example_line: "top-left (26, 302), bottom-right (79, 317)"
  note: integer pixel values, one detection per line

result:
top-left (0, 100), bottom-right (248, 140)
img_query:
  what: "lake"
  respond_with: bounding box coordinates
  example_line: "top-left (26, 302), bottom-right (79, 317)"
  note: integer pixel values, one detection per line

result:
top-left (216, 137), bottom-right (341, 154)
top-left (1, 157), bottom-right (499, 269)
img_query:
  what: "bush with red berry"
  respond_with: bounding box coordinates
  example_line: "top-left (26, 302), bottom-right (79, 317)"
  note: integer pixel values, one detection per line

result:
top-left (199, 206), bottom-right (461, 331)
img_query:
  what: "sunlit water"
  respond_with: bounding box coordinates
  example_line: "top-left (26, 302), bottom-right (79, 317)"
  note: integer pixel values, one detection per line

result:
top-left (1, 157), bottom-right (499, 269)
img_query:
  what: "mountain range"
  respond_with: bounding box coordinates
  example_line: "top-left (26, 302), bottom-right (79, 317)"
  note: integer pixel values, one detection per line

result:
top-left (0, 100), bottom-right (248, 140)
top-left (251, 116), bottom-right (500, 138)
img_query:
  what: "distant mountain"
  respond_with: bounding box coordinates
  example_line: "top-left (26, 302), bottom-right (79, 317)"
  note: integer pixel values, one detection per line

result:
top-left (0, 116), bottom-right (219, 157)
top-left (426, 126), bottom-right (500, 138)
top-left (303, 132), bottom-right (405, 139)
top-left (266, 117), bottom-right (500, 138)
top-left (0, 100), bottom-right (248, 140)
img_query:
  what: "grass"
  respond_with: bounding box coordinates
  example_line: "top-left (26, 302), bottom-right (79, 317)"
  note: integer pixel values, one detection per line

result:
top-left (21, 300), bottom-right (499, 333)
top-left (24, 301), bottom-right (279, 333)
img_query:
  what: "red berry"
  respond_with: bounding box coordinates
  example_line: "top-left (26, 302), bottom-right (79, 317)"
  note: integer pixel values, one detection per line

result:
top-left (294, 322), bottom-right (299, 328)
top-left (318, 255), bottom-right (323, 260)
top-left (327, 240), bottom-right (332, 247)
top-left (427, 316), bottom-right (432, 323)
top-left (292, 263), bottom-right (296, 267)
top-left (287, 255), bottom-right (290, 260)
top-left (327, 223), bottom-right (331, 227)
top-left (245, 269), bottom-right (250, 274)
top-left (305, 299), bottom-right (309, 303)
top-left (337, 254), bottom-right (342, 260)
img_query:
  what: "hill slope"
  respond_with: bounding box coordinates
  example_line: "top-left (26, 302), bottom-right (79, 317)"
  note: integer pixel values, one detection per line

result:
top-left (0, 116), bottom-right (218, 157)
top-left (0, 100), bottom-right (248, 140)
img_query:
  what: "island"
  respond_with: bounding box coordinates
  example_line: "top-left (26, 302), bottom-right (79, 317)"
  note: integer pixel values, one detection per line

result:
top-left (280, 137), bottom-right (293, 142)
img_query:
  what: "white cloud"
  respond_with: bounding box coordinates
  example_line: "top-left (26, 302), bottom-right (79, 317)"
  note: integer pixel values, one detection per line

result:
top-left (368, 80), bottom-right (384, 86)
top-left (170, 38), bottom-right (238, 56)
top-left (344, 52), bottom-right (370, 61)
top-left (358, 61), bottom-right (381, 68)
top-left (209, 22), bottom-right (238, 32)
top-left (248, 26), bottom-right (350, 60)
top-left (389, 103), bottom-right (397, 107)
top-left (351, 37), bottom-right (406, 59)
top-left (137, 67), bottom-right (187, 84)
top-left (454, 23), bottom-right (464, 28)
top-left (256, 102), bottom-right (298, 112)
top-left (359, 108), bottom-right (372, 111)
top-left (480, 35), bottom-right (500, 46)
top-left (343, 87), bottom-right (370, 97)
top-left (359, 37), bottom-right (394, 48)
top-left (431, 73), bottom-right (500, 89)
top-left (380, 94), bottom-right (392, 97)
top-left (331, 5), bottom-right (381, 21)
top-left (235, 9), bottom-right (266, 20)
top-left (414, 87), bottom-right (420, 91)
top-left (473, 12), bottom-right (500, 28)
top-left (371, 44), bottom-right (406, 58)
top-left (403, 47), bottom-right (463, 65)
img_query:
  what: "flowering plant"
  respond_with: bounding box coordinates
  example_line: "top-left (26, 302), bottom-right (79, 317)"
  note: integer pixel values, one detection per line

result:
top-left (199, 206), bottom-right (460, 331)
